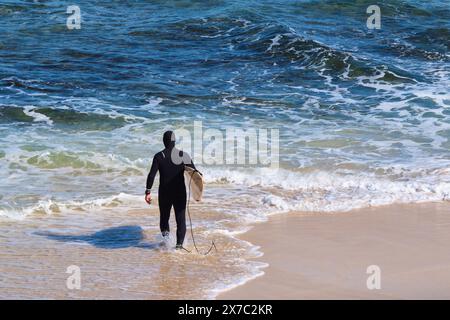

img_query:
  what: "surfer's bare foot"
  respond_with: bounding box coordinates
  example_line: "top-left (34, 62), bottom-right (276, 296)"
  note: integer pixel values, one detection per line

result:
top-left (162, 231), bottom-right (170, 240)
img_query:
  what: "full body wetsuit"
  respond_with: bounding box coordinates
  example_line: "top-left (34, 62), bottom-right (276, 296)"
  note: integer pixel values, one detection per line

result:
top-left (146, 138), bottom-right (196, 246)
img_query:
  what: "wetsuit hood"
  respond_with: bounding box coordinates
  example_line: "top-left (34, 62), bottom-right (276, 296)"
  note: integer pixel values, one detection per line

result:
top-left (163, 130), bottom-right (175, 149)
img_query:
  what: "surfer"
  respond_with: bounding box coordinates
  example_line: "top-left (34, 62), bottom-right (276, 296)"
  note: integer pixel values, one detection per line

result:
top-left (145, 131), bottom-right (198, 249)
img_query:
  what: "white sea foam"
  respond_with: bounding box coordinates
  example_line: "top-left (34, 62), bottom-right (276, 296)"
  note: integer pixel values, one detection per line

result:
top-left (23, 106), bottom-right (54, 125)
top-left (2, 147), bottom-right (449, 220)
top-left (203, 166), bottom-right (450, 212)
top-left (0, 193), bottom-right (145, 220)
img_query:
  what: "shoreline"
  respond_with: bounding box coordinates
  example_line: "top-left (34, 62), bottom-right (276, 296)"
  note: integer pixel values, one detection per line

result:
top-left (2, 200), bottom-right (450, 299)
top-left (218, 201), bottom-right (450, 299)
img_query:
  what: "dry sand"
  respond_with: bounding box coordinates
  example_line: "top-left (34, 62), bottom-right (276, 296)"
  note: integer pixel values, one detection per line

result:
top-left (219, 202), bottom-right (450, 299)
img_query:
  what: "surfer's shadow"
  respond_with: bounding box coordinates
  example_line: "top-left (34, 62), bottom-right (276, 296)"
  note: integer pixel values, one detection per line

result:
top-left (35, 225), bottom-right (161, 250)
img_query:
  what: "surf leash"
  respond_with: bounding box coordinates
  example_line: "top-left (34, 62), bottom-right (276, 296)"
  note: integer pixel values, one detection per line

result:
top-left (186, 167), bottom-right (217, 256)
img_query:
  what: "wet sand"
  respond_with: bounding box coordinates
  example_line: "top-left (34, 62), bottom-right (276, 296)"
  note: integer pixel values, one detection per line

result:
top-left (0, 206), bottom-right (260, 300)
top-left (219, 202), bottom-right (450, 299)
top-left (2, 202), bottom-right (450, 299)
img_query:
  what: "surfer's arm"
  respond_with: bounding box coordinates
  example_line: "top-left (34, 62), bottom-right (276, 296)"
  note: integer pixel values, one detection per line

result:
top-left (145, 156), bottom-right (159, 194)
top-left (185, 159), bottom-right (202, 176)
top-left (183, 152), bottom-right (201, 174)
top-left (185, 161), bottom-right (196, 170)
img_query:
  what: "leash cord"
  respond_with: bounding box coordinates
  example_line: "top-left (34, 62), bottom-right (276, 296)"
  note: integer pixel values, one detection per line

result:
top-left (185, 168), bottom-right (217, 255)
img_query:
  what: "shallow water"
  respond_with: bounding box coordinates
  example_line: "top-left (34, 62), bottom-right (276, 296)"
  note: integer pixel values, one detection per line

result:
top-left (0, 205), bottom-right (265, 299)
top-left (0, 0), bottom-right (449, 298)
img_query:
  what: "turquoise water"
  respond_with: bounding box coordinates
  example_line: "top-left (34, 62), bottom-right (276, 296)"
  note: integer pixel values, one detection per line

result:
top-left (0, 1), bottom-right (449, 217)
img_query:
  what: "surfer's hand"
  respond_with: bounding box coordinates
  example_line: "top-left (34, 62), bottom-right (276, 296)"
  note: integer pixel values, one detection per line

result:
top-left (145, 193), bottom-right (152, 204)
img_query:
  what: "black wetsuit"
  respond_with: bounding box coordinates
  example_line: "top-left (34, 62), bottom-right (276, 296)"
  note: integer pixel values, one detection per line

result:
top-left (146, 147), bottom-right (196, 246)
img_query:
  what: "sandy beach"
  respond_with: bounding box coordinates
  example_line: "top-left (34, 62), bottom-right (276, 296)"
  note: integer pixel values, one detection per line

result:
top-left (1, 201), bottom-right (449, 299)
top-left (219, 202), bottom-right (450, 299)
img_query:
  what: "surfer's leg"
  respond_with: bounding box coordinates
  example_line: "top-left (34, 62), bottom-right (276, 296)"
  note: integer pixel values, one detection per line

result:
top-left (173, 194), bottom-right (187, 246)
top-left (158, 192), bottom-right (172, 234)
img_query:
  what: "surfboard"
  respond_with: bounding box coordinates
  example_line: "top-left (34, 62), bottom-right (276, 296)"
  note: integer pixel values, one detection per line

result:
top-left (184, 166), bottom-right (204, 202)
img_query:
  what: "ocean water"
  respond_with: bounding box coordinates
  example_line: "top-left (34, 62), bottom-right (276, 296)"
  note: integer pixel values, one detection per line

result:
top-left (0, 0), bottom-right (449, 298)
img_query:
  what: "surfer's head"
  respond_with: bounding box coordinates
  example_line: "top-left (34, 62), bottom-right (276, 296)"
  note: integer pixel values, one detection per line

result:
top-left (163, 130), bottom-right (175, 149)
